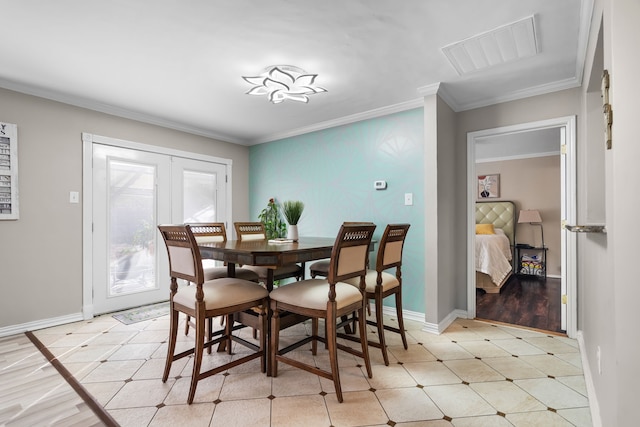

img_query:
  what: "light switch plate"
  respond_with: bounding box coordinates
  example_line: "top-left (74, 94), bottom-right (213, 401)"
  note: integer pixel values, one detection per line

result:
top-left (70, 191), bottom-right (79, 203)
top-left (404, 193), bottom-right (413, 206)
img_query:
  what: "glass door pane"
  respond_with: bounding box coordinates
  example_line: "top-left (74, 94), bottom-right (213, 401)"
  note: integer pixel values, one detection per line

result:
top-left (109, 160), bottom-right (156, 296)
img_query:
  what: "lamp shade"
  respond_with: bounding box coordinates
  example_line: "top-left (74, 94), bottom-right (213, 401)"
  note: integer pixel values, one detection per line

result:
top-left (518, 209), bottom-right (542, 223)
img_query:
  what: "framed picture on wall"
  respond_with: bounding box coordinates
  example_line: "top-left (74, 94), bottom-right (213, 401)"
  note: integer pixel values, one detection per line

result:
top-left (0, 122), bottom-right (18, 220)
top-left (477, 174), bottom-right (499, 199)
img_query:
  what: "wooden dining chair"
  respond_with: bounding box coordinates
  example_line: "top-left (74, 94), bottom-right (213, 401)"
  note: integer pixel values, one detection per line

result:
top-left (183, 222), bottom-right (260, 336)
top-left (234, 221), bottom-right (304, 285)
top-left (158, 224), bottom-right (268, 404)
top-left (309, 221), bottom-right (374, 278)
top-left (269, 223), bottom-right (376, 403)
top-left (341, 223), bottom-right (410, 365)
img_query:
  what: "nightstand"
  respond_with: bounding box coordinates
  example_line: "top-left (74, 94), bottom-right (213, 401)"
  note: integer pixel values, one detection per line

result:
top-left (515, 245), bottom-right (547, 280)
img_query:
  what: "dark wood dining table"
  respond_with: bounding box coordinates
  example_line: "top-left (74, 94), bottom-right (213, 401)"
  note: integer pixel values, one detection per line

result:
top-left (198, 236), bottom-right (337, 291)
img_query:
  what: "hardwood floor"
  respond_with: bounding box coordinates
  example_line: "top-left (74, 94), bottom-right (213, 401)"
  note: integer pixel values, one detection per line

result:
top-left (476, 275), bottom-right (563, 333)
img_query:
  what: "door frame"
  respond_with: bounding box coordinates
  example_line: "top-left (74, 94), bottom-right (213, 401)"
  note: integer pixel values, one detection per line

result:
top-left (466, 116), bottom-right (577, 338)
top-left (81, 132), bottom-right (234, 319)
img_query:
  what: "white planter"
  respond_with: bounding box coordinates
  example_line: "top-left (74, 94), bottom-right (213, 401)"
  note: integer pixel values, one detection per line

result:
top-left (287, 224), bottom-right (299, 241)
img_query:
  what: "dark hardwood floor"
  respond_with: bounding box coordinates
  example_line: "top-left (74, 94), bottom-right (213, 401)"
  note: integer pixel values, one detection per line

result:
top-left (476, 275), bottom-right (564, 334)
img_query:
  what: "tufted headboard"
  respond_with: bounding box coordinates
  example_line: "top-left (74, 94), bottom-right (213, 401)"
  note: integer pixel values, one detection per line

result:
top-left (475, 201), bottom-right (516, 247)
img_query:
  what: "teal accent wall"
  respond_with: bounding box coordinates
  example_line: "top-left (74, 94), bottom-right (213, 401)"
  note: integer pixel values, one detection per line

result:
top-left (249, 108), bottom-right (425, 313)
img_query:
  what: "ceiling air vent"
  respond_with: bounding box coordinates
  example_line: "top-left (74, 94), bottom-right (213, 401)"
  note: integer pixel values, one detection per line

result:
top-left (442, 15), bottom-right (539, 75)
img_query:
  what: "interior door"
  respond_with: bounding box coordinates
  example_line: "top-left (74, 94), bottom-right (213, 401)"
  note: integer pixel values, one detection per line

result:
top-left (92, 144), bottom-right (172, 314)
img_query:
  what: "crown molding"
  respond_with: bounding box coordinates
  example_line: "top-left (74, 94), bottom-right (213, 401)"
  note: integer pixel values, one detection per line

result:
top-left (0, 77), bottom-right (244, 145)
top-left (251, 98), bottom-right (424, 145)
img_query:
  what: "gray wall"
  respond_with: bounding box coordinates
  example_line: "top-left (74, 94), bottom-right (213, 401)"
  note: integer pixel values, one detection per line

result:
top-left (0, 87), bottom-right (251, 329)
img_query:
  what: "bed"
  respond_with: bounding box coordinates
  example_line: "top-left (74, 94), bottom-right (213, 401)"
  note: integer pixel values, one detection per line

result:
top-left (475, 201), bottom-right (516, 293)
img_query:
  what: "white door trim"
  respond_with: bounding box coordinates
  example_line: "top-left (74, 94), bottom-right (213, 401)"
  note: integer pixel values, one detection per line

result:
top-left (81, 132), bottom-right (233, 319)
top-left (466, 116), bottom-right (577, 338)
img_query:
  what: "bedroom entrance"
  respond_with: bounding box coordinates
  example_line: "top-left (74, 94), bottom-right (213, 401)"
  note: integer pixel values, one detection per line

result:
top-left (466, 116), bottom-right (577, 338)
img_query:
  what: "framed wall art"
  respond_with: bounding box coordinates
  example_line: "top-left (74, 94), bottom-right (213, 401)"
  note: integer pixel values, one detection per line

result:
top-left (0, 122), bottom-right (18, 219)
top-left (477, 174), bottom-right (499, 199)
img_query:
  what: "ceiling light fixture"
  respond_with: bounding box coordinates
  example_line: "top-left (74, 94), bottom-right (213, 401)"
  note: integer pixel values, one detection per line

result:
top-left (242, 65), bottom-right (327, 104)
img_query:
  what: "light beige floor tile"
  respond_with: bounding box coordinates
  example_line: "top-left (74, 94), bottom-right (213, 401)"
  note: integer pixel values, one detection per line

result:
top-left (523, 336), bottom-right (580, 354)
top-left (59, 360), bottom-right (102, 380)
top-left (481, 356), bottom-right (546, 380)
top-left (324, 390), bottom-right (389, 426)
top-left (319, 366), bottom-right (371, 393)
top-left (442, 329), bottom-right (484, 342)
top-left (456, 341), bottom-right (511, 359)
top-left (81, 359), bottom-right (145, 382)
top-left (57, 344), bottom-right (120, 363)
top-left (105, 378), bottom-right (173, 409)
top-left (407, 329), bottom-right (453, 345)
top-left (506, 409), bottom-right (575, 426)
top-left (88, 331), bottom-right (138, 346)
top-left (452, 414), bottom-right (513, 426)
top-left (491, 338), bottom-right (547, 356)
top-left (424, 384), bottom-right (496, 418)
top-left (163, 375), bottom-right (223, 404)
top-left (518, 354), bottom-right (583, 377)
top-left (81, 380), bottom-right (124, 406)
top-left (148, 402), bottom-right (215, 427)
top-left (555, 351), bottom-right (583, 369)
top-left (403, 361), bottom-right (462, 386)
top-left (557, 407), bottom-right (593, 427)
top-left (127, 329), bottom-right (169, 344)
top-left (464, 326), bottom-right (518, 340)
top-left (470, 380), bottom-right (546, 413)
top-left (210, 398), bottom-right (271, 426)
top-left (132, 357), bottom-right (188, 380)
top-left (218, 371), bottom-right (272, 400)
top-left (396, 421), bottom-right (453, 427)
top-left (422, 342), bottom-right (475, 361)
top-left (368, 363), bottom-right (418, 389)
top-left (389, 343), bottom-right (438, 363)
top-left (443, 359), bottom-right (504, 383)
top-left (556, 375), bottom-right (588, 397)
top-left (376, 387), bottom-right (444, 422)
top-left (107, 342), bottom-right (162, 361)
top-left (271, 368), bottom-right (322, 397)
top-left (496, 325), bottom-right (549, 338)
top-left (515, 378), bottom-right (589, 409)
top-left (271, 394), bottom-right (331, 427)
top-left (107, 406), bottom-right (158, 427)
top-left (45, 333), bottom-right (101, 348)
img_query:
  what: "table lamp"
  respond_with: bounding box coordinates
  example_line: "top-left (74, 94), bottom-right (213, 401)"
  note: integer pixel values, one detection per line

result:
top-left (518, 209), bottom-right (544, 248)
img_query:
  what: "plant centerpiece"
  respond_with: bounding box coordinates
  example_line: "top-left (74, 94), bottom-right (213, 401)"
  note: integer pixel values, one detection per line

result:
top-left (283, 200), bottom-right (304, 241)
top-left (258, 198), bottom-right (287, 239)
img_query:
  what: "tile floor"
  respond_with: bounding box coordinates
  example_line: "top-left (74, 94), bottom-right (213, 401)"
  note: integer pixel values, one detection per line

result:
top-left (28, 313), bottom-right (593, 426)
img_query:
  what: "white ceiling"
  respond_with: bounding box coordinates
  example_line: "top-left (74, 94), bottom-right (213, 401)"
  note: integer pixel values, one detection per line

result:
top-left (0, 0), bottom-right (591, 145)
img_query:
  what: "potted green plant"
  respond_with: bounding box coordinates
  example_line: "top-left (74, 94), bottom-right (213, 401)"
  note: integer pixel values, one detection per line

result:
top-left (258, 198), bottom-right (287, 239)
top-left (283, 200), bottom-right (304, 241)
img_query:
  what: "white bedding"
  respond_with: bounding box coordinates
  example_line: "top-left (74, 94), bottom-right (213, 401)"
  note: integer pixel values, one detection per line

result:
top-left (475, 229), bottom-right (513, 286)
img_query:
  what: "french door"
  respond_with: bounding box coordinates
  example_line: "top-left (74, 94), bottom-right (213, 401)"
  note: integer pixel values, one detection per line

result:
top-left (87, 136), bottom-right (228, 315)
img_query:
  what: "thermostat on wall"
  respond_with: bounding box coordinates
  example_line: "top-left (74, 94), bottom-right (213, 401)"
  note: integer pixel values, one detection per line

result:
top-left (374, 180), bottom-right (387, 190)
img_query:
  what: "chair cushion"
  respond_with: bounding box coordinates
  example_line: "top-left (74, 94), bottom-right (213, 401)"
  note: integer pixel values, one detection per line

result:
top-left (173, 277), bottom-right (268, 310)
top-left (244, 263), bottom-right (302, 280)
top-left (201, 260), bottom-right (260, 282)
top-left (309, 260), bottom-right (329, 274)
top-left (344, 270), bottom-right (399, 293)
top-left (270, 279), bottom-right (362, 311)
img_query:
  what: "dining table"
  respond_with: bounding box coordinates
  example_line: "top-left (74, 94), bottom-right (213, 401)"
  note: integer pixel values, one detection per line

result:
top-left (198, 236), bottom-right (339, 291)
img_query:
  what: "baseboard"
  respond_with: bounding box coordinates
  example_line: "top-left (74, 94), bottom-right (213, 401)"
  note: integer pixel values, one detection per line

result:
top-left (576, 330), bottom-right (602, 427)
top-left (0, 312), bottom-right (85, 338)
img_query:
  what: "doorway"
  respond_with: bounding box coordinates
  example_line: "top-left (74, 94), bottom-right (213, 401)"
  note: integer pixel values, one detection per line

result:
top-left (466, 116), bottom-right (577, 338)
top-left (82, 133), bottom-right (232, 317)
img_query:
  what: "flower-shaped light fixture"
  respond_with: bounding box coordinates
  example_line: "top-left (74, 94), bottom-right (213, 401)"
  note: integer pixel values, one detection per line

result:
top-left (242, 65), bottom-right (327, 104)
